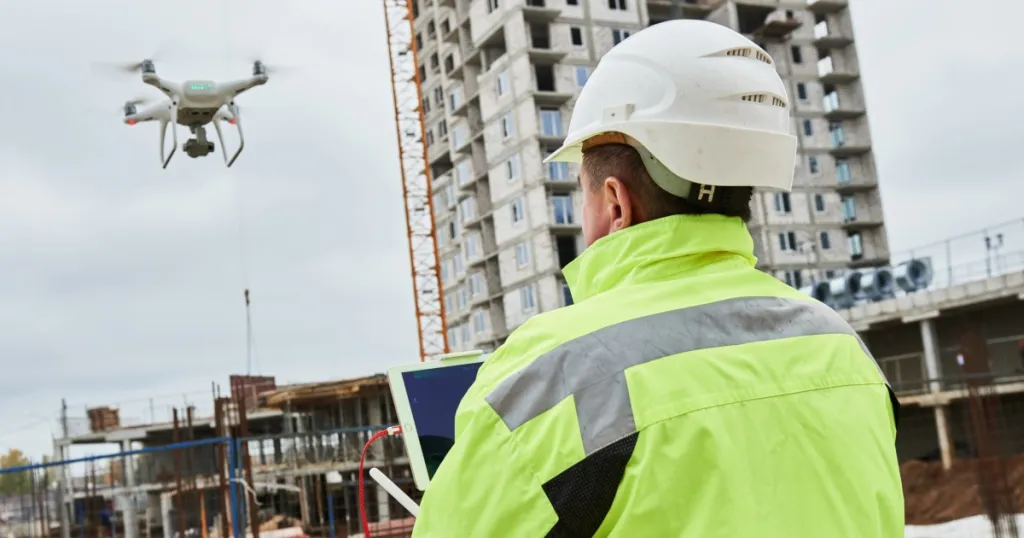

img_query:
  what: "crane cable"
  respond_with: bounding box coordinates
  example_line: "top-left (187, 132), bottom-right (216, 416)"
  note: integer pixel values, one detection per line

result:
top-left (222, 0), bottom-right (262, 377)
top-left (243, 287), bottom-right (261, 376)
top-left (232, 177), bottom-right (261, 377)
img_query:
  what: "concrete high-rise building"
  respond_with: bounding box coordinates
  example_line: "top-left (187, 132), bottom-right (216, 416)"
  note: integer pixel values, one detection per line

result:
top-left (415, 0), bottom-right (887, 351)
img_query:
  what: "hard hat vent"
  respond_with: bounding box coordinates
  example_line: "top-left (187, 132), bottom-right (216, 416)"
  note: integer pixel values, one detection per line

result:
top-left (722, 47), bottom-right (773, 66)
top-left (738, 93), bottom-right (787, 108)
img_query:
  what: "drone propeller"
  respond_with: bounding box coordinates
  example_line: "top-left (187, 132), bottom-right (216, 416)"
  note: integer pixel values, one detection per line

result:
top-left (122, 96), bottom-right (157, 118)
top-left (248, 57), bottom-right (294, 76)
top-left (124, 96), bottom-right (152, 107)
top-left (92, 42), bottom-right (175, 76)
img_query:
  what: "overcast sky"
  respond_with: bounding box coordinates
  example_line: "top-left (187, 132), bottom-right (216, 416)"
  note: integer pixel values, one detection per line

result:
top-left (0, 0), bottom-right (1020, 458)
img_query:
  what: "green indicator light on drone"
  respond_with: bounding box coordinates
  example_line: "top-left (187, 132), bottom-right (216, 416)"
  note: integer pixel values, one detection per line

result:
top-left (190, 83), bottom-right (212, 90)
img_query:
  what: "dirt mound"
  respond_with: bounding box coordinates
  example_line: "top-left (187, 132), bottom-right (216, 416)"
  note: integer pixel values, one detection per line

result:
top-left (259, 515), bottom-right (305, 532)
top-left (902, 455), bottom-right (1024, 525)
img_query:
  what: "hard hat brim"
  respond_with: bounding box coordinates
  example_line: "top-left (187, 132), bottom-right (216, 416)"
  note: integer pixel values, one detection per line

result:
top-left (542, 122), bottom-right (797, 192)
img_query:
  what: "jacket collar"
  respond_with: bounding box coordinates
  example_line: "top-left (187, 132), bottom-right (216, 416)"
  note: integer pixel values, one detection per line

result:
top-left (562, 214), bottom-right (758, 303)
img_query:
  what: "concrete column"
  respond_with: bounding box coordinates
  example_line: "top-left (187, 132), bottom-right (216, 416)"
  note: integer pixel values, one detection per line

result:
top-left (160, 493), bottom-right (173, 538)
top-left (920, 317), bottom-right (953, 470)
top-left (366, 396), bottom-right (390, 522)
top-left (293, 413), bottom-right (311, 525)
top-left (54, 440), bottom-right (72, 538)
top-left (920, 318), bottom-right (942, 393)
top-left (120, 440), bottom-right (138, 538)
top-left (933, 407), bottom-right (953, 470)
top-left (145, 493), bottom-right (160, 538)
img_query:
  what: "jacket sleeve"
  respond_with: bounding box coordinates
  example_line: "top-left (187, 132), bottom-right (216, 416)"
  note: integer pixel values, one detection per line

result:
top-left (411, 388), bottom-right (558, 536)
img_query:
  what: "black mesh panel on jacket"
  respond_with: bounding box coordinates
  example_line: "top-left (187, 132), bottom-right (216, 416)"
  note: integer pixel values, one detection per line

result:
top-left (542, 432), bottom-right (639, 538)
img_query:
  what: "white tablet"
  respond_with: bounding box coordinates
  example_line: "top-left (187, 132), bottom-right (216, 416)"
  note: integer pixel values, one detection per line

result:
top-left (387, 350), bottom-right (486, 491)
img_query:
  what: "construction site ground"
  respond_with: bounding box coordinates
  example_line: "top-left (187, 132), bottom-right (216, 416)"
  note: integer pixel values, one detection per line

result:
top-left (903, 455), bottom-right (1024, 525)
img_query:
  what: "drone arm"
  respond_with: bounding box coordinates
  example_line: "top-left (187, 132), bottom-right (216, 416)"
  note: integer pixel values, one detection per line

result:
top-left (159, 104), bottom-right (178, 169)
top-left (142, 76), bottom-right (181, 99)
top-left (217, 75), bottom-right (268, 100)
top-left (124, 102), bottom-right (170, 125)
top-left (124, 113), bottom-right (157, 124)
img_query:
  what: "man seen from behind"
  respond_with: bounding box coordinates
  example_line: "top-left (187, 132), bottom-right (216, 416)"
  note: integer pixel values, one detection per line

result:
top-left (413, 19), bottom-right (904, 537)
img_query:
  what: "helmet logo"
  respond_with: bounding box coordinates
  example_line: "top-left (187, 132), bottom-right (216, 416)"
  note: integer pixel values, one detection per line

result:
top-left (697, 184), bottom-right (716, 203)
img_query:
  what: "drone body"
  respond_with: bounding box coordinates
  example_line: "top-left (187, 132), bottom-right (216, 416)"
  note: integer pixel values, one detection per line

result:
top-left (122, 60), bottom-right (269, 168)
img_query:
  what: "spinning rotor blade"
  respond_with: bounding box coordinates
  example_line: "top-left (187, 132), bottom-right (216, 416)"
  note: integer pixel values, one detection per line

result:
top-left (248, 57), bottom-right (295, 76)
top-left (92, 42), bottom-right (176, 76)
top-left (93, 57), bottom-right (159, 75)
top-left (125, 96), bottom-right (153, 107)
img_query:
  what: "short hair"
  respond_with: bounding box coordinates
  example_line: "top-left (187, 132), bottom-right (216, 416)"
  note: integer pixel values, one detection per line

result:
top-left (581, 143), bottom-right (753, 223)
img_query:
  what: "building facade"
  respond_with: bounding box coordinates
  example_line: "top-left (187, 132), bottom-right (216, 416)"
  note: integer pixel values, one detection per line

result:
top-left (415, 0), bottom-right (887, 351)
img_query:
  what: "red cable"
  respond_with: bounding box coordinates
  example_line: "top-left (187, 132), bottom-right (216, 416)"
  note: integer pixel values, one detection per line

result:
top-left (359, 426), bottom-right (403, 538)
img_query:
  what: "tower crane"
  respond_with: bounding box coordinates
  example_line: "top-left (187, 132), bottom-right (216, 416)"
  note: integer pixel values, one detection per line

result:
top-left (381, 0), bottom-right (449, 362)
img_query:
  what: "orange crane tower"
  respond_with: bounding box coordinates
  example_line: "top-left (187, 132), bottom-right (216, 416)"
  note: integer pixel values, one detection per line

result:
top-left (381, 0), bottom-right (449, 362)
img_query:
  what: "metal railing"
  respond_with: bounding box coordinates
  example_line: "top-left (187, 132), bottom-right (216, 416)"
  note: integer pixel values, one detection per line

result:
top-left (892, 217), bottom-right (1024, 291)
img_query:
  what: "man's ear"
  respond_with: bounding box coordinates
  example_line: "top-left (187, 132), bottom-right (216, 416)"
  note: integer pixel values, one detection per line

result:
top-left (601, 176), bottom-right (634, 232)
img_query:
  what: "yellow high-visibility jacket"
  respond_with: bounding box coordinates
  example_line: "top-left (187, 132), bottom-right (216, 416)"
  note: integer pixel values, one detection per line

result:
top-left (413, 215), bottom-right (904, 537)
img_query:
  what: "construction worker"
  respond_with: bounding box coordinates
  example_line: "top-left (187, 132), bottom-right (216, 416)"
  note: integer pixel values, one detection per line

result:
top-left (413, 20), bottom-right (903, 537)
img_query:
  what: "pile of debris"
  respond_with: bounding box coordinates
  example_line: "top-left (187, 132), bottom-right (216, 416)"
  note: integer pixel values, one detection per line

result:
top-left (902, 455), bottom-right (1024, 525)
top-left (209, 515), bottom-right (307, 538)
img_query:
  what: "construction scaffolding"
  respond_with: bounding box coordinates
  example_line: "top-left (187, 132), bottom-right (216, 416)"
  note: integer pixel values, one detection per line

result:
top-left (37, 375), bottom-right (416, 538)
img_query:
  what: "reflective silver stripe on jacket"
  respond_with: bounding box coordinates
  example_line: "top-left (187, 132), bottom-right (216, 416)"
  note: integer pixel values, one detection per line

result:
top-left (484, 295), bottom-right (887, 455)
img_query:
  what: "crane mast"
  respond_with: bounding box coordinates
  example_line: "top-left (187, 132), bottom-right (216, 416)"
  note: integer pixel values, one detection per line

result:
top-left (381, 0), bottom-right (450, 361)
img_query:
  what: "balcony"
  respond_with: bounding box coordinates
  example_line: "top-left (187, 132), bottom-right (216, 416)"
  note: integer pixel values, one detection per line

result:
top-left (840, 203), bottom-right (883, 230)
top-left (523, 0), bottom-right (561, 22)
top-left (751, 9), bottom-right (802, 40)
top-left (822, 91), bottom-right (864, 120)
top-left (812, 20), bottom-right (853, 49)
top-left (550, 196), bottom-right (580, 234)
top-left (428, 138), bottom-right (450, 166)
top-left (544, 161), bottom-right (576, 192)
top-left (828, 124), bottom-right (871, 157)
top-left (646, 0), bottom-right (726, 16)
top-left (442, 19), bottom-right (459, 44)
top-left (833, 160), bottom-right (876, 192)
top-left (646, 0), bottom-right (726, 18)
top-left (806, 0), bottom-right (847, 14)
top-left (538, 109), bottom-right (566, 146)
top-left (534, 89), bottom-right (573, 107)
top-left (527, 25), bottom-right (568, 64)
top-left (449, 88), bottom-right (468, 117)
top-left (533, 64), bottom-right (574, 107)
top-left (815, 56), bottom-right (856, 85)
top-left (817, 56), bottom-right (858, 84)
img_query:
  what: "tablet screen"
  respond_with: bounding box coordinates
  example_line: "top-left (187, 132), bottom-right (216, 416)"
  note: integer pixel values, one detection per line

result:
top-left (402, 361), bottom-right (483, 479)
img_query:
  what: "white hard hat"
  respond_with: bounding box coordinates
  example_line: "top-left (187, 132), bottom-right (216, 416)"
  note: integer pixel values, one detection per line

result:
top-left (545, 20), bottom-right (797, 195)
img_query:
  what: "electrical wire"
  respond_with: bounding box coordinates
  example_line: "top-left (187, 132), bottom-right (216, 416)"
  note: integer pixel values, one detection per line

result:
top-left (358, 426), bottom-right (403, 538)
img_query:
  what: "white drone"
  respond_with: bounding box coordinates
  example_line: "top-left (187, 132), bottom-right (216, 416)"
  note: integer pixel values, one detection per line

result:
top-left (118, 59), bottom-right (271, 168)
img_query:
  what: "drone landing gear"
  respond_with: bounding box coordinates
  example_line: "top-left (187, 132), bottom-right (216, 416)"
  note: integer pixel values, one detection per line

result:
top-left (183, 125), bottom-right (215, 159)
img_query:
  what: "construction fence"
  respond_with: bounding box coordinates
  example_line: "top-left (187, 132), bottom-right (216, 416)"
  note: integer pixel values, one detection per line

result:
top-left (0, 428), bottom-right (418, 538)
top-left (0, 438), bottom-right (239, 538)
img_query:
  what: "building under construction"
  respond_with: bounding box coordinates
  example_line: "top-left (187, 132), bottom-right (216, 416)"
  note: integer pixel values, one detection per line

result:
top-left (45, 375), bottom-right (415, 538)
